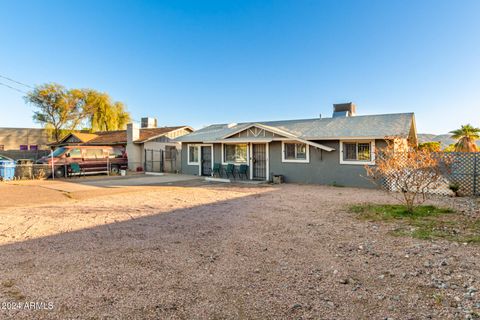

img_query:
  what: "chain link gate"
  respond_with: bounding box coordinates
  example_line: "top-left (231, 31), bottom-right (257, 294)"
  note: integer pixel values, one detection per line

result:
top-left (144, 149), bottom-right (164, 173)
top-left (443, 152), bottom-right (479, 196)
top-left (144, 147), bottom-right (179, 173)
top-left (379, 152), bottom-right (479, 196)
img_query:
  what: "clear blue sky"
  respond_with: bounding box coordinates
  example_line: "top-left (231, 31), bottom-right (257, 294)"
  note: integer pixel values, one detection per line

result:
top-left (1, 0), bottom-right (479, 134)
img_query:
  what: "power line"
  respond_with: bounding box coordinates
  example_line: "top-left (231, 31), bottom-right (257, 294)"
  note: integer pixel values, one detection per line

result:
top-left (0, 81), bottom-right (28, 94)
top-left (0, 74), bottom-right (34, 89)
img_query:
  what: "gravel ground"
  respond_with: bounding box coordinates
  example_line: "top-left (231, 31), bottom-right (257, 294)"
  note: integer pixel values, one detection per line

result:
top-left (0, 182), bottom-right (479, 319)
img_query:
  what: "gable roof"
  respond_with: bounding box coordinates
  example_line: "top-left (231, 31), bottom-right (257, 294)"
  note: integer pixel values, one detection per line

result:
top-left (86, 130), bottom-right (127, 145)
top-left (176, 113), bottom-right (416, 143)
top-left (54, 126), bottom-right (192, 146)
top-left (55, 132), bottom-right (98, 145)
top-left (135, 126), bottom-right (193, 143)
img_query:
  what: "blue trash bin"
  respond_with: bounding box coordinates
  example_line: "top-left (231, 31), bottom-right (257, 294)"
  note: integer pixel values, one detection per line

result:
top-left (0, 156), bottom-right (15, 181)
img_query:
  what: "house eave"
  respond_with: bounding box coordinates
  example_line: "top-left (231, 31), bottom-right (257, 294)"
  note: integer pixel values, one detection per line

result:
top-left (301, 135), bottom-right (408, 141)
top-left (136, 126), bottom-right (194, 144)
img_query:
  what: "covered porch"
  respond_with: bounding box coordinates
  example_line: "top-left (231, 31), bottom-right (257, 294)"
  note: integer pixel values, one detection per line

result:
top-left (183, 123), bottom-right (334, 182)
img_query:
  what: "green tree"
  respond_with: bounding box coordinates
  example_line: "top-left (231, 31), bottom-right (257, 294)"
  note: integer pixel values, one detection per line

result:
top-left (25, 83), bottom-right (86, 142)
top-left (418, 142), bottom-right (441, 152)
top-left (450, 124), bottom-right (480, 152)
top-left (25, 84), bottom-right (130, 142)
top-left (83, 90), bottom-right (131, 132)
top-left (444, 144), bottom-right (457, 152)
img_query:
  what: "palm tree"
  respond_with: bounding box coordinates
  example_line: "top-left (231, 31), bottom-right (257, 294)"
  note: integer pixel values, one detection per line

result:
top-left (450, 124), bottom-right (480, 152)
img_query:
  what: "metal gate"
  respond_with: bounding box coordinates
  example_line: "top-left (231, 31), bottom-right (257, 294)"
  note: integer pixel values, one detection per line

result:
top-left (252, 144), bottom-right (266, 180)
top-left (201, 146), bottom-right (212, 176)
top-left (164, 146), bottom-right (178, 173)
top-left (144, 149), bottom-right (164, 173)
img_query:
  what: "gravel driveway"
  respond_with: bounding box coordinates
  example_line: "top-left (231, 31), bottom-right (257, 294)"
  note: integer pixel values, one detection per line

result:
top-left (0, 183), bottom-right (478, 319)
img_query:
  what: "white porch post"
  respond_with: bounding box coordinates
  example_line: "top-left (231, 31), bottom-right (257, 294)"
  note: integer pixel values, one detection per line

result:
top-left (249, 143), bottom-right (253, 180)
top-left (266, 142), bottom-right (270, 182)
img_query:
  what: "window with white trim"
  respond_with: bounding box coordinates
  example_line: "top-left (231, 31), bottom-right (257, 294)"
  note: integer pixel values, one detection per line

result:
top-left (223, 144), bottom-right (247, 163)
top-left (342, 141), bottom-right (373, 162)
top-left (188, 145), bottom-right (199, 164)
top-left (282, 142), bottom-right (309, 163)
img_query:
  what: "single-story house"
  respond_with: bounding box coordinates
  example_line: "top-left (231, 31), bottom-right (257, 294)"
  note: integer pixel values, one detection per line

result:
top-left (176, 103), bottom-right (417, 188)
top-left (126, 122), bottom-right (193, 172)
top-left (52, 118), bottom-right (193, 172)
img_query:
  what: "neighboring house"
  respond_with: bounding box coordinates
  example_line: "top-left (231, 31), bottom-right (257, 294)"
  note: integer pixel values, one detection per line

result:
top-left (0, 127), bottom-right (52, 151)
top-left (126, 122), bottom-right (193, 172)
top-left (176, 103), bottom-right (417, 188)
top-left (52, 131), bottom-right (128, 148)
top-left (0, 127), bottom-right (54, 160)
top-left (52, 118), bottom-right (193, 172)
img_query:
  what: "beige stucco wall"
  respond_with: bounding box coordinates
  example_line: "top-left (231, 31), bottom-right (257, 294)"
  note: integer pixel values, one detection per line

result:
top-left (0, 128), bottom-right (52, 150)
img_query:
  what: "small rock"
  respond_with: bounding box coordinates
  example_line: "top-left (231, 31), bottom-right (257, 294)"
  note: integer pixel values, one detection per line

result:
top-left (379, 274), bottom-right (385, 280)
top-left (339, 278), bottom-right (348, 284)
top-left (291, 303), bottom-right (302, 310)
top-left (464, 293), bottom-right (473, 300)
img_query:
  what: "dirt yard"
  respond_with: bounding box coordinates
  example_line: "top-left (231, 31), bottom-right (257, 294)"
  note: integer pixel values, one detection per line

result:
top-left (0, 179), bottom-right (479, 319)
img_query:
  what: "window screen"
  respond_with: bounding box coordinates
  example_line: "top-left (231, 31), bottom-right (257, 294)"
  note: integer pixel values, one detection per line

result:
top-left (189, 145), bottom-right (198, 163)
top-left (357, 143), bottom-right (371, 161)
top-left (284, 143), bottom-right (307, 160)
top-left (343, 142), bottom-right (371, 161)
top-left (343, 143), bottom-right (357, 160)
top-left (224, 144), bottom-right (247, 163)
top-left (284, 143), bottom-right (296, 159)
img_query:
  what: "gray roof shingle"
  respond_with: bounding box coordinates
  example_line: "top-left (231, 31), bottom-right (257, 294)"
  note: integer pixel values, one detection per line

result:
top-left (176, 113), bottom-right (415, 142)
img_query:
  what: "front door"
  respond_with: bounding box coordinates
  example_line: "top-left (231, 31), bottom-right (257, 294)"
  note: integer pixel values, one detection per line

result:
top-left (252, 144), bottom-right (266, 180)
top-left (201, 146), bottom-right (212, 176)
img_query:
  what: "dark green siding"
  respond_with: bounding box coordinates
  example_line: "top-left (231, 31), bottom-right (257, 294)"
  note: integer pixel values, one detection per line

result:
top-left (180, 144), bottom-right (200, 175)
top-left (268, 140), bottom-right (386, 188)
top-left (181, 140), bottom-right (387, 188)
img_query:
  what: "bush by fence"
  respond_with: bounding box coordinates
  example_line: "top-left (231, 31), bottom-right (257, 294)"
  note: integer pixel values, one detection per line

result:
top-left (376, 152), bottom-right (479, 197)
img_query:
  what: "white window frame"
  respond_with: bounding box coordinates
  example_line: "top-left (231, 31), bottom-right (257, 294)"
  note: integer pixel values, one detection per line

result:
top-left (281, 141), bottom-right (310, 163)
top-left (339, 140), bottom-right (375, 165)
top-left (187, 144), bottom-right (200, 165)
top-left (221, 143), bottom-right (249, 165)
